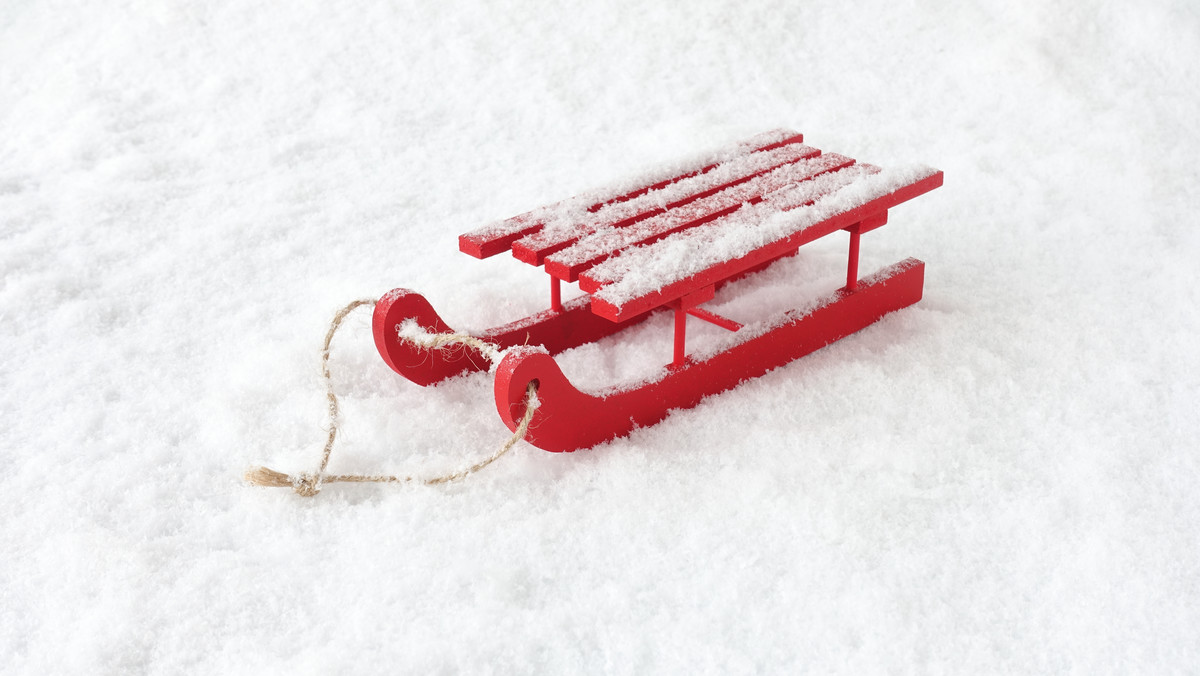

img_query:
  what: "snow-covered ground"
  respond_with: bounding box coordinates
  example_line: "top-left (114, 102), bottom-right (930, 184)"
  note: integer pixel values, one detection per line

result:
top-left (2, 1), bottom-right (1198, 672)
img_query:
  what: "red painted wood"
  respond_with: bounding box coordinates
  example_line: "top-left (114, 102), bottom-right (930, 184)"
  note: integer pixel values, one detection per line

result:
top-left (853, 211), bottom-right (889, 234)
top-left (549, 276), bottom-right (562, 312)
top-left (371, 288), bottom-right (648, 386)
top-left (587, 131), bottom-right (804, 213)
top-left (582, 170), bottom-right (944, 322)
top-left (677, 285), bottom-right (715, 308)
top-left (511, 144), bottom-right (824, 266)
top-left (686, 306), bottom-right (743, 332)
top-left (846, 229), bottom-right (861, 291)
top-left (572, 164), bottom-right (882, 297)
top-left (672, 307), bottom-right (687, 368)
top-left (542, 153), bottom-right (855, 281)
top-left (384, 133), bottom-right (942, 454)
top-left (494, 259), bottom-right (926, 452)
top-left (459, 219), bottom-right (543, 260)
top-left (458, 130), bottom-right (805, 259)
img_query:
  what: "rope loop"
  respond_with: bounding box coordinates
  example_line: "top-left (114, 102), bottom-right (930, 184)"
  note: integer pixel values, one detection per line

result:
top-left (246, 298), bottom-right (537, 497)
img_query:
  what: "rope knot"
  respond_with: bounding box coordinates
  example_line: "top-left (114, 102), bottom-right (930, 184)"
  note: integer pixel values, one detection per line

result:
top-left (294, 473), bottom-right (322, 497)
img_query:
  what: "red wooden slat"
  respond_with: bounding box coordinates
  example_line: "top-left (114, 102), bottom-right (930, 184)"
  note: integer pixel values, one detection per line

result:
top-left (585, 131), bottom-right (808, 213)
top-left (510, 142), bottom-right (821, 266)
top-left (458, 130), bottom-right (805, 259)
top-left (458, 216), bottom-right (543, 259)
top-left (543, 153), bottom-right (856, 282)
top-left (581, 170), bottom-right (944, 322)
top-left (577, 163), bottom-right (880, 294)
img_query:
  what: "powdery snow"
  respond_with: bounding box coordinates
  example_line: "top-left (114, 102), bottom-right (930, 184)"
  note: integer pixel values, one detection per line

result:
top-left (2, 0), bottom-right (1199, 673)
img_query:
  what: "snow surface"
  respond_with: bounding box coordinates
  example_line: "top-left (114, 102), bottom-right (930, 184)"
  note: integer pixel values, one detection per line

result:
top-left (2, 0), bottom-right (1199, 673)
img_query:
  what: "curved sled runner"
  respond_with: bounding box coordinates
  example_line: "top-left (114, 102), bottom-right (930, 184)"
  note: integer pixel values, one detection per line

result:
top-left (372, 288), bottom-right (647, 386)
top-left (495, 260), bottom-right (924, 452)
top-left (373, 130), bottom-right (942, 451)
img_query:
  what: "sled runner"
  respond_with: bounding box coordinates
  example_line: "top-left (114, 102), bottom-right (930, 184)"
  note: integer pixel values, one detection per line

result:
top-left (373, 130), bottom-right (942, 452)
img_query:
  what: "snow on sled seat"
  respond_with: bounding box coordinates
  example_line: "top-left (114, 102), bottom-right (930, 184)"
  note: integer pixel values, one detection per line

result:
top-left (373, 130), bottom-right (943, 452)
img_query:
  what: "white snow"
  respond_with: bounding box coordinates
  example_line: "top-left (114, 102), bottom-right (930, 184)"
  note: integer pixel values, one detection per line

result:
top-left (3, 0), bottom-right (1199, 673)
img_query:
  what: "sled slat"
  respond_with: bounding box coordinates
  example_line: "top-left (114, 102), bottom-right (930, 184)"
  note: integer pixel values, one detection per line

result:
top-left (581, 169), bottom-right (945, 322)
top-left (458, 129), bottom-right (806, 259)
top-left (509, 142), bottom-right (822, 266)
top-left (543, 153), bottom-right (856, 282)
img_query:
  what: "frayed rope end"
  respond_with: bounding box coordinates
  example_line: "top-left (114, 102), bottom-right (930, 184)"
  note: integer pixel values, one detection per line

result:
top-left (244, 466), bottom-right (321, 497)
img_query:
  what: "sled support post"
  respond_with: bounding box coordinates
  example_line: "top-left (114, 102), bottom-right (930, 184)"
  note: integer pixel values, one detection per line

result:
top-left (847, 228), bottom-right (861, 291)
top-left (550, 276), bottom-right (563, 312)
top-left (844, 212), bottom-right (888, 292)
top-left (673, 307), bottom-right (687, 367)
top-left (669, 285), bottom-right (716, 368)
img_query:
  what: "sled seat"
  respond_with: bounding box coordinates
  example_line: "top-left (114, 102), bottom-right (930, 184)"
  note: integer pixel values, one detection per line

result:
top-left (459, 129), bottom-right (810, 260)
top-left (458, 129), bottom-right (943, 367)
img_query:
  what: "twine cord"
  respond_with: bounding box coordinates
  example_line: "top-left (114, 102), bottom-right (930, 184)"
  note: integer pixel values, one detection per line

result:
top-left (245, 298), bottom-right (538, 497)
top-left (396, 319), bottom-right (502, 364)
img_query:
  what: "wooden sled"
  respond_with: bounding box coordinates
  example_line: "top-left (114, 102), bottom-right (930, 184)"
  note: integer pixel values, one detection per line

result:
top-left (373, 130), bottom-right (942, 451)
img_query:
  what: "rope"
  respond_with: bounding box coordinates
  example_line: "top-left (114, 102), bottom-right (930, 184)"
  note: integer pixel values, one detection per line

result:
top-left (396, 320), bottom-right (502, 364)
top-left (245, 298), bottom-right (538, 497)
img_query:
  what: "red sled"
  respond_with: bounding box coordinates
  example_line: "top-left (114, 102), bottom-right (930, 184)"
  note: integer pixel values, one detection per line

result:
top-left (373, 130), bottom-right (943, 452)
